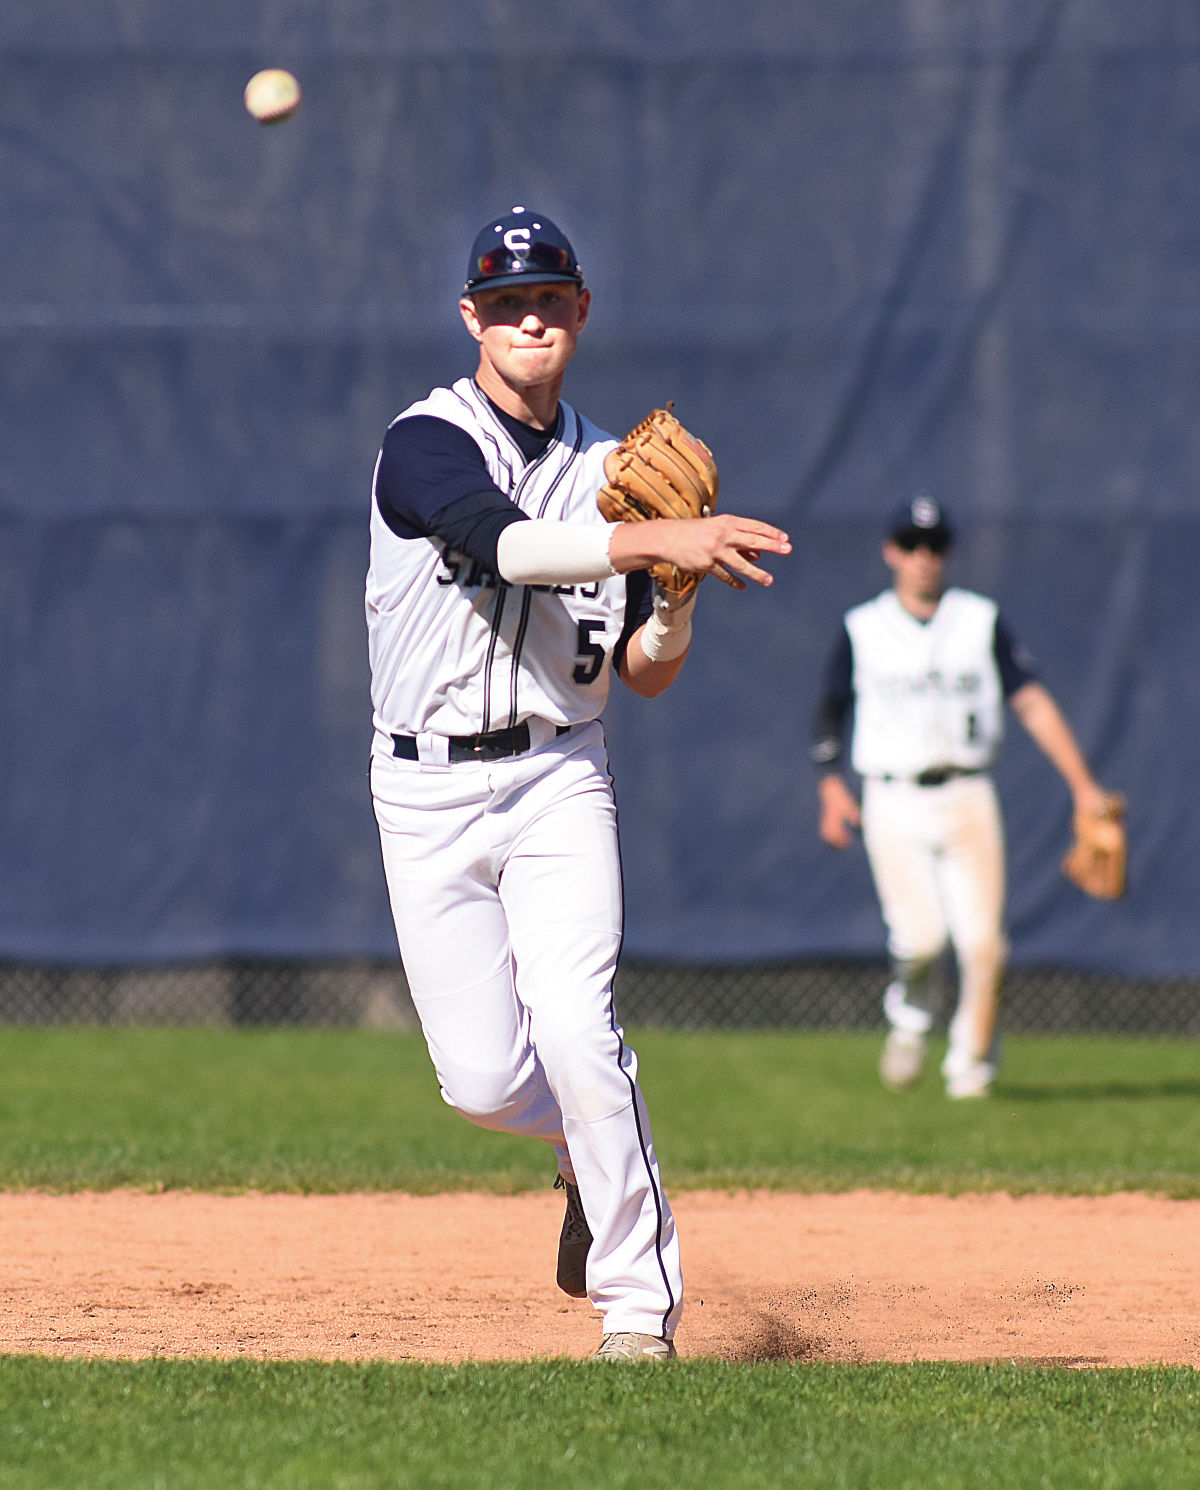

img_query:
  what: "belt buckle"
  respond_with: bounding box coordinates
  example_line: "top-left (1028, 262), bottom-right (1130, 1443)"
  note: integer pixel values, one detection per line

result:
top-left (472, 731), bottom-right (505, 761)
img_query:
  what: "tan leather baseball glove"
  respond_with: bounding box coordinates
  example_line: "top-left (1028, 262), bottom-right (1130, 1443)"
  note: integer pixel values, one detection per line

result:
top-left (1061, 793), bottom-right (1127, 900)
top-left (597, 404), bottom-right (719, 598)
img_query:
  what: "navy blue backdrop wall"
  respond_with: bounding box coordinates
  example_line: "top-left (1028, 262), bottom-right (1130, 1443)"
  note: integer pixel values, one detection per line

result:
top-left (2, 3), bottom-right (1197, 972)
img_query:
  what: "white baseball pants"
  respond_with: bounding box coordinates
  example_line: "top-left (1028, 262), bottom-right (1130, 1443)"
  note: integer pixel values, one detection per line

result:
top-left (371, 720), bottom-right (683, 1340)
top-left (861, 773), bottom-right (1007, 1085)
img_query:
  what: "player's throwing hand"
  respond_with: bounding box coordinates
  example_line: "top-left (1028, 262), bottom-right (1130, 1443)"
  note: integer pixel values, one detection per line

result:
top-left (608, 513), bottom-right (790, 591)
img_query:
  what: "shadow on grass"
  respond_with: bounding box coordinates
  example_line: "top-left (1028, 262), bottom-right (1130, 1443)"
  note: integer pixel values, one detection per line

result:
top-left (1003, 1079), bottom-right (1200, 1102)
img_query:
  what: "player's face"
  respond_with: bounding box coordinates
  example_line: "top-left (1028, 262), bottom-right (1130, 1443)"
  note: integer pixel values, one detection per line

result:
top-left (884, 539), bottom-right (949, 603)
top-left (460, 283), bottom-right (590, 392)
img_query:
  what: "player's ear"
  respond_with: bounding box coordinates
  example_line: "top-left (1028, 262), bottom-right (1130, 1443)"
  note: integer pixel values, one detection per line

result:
top-left (459, 295), bottom-right (485, 343)
top-left (575, 287), bottom-right (591, 331)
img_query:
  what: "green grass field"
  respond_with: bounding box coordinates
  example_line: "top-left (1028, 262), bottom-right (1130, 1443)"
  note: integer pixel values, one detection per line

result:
top-left (1, 1025), bottom-right (1197, 1488)
top-left (2, 1357), bottom-right (1198, 1490)
top-left (1, 1026), bottom-right (1198, 1195)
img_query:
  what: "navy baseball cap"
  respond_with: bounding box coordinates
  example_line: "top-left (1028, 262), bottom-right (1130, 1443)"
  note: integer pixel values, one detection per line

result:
top-left (888, 493), bottom-right (955, 549)
top-left (463, 206), bottom-right (584, 296)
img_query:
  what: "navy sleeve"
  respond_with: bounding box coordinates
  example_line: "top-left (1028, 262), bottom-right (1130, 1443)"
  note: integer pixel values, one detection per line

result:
top-left (811, 623), bottom-right (854, 770)
top-left (613, 571), bottom-right (654, 679)
top-left (375, 415), bottom-right (527, 569)
top-left (994, 614), bottom-right (1038, 697)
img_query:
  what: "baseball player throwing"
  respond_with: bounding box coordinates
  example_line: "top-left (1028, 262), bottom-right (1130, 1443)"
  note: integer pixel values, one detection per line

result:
top-left (366, 207), bottom-right (790, 1360)
top-left (812, 496), bottom-right (1115, 1099)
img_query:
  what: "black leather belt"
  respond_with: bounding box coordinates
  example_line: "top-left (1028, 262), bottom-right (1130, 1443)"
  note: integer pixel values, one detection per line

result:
top-left (391, 722), bottom-right (570, 764)
top-left (887, 766), bottom-right (985, 788)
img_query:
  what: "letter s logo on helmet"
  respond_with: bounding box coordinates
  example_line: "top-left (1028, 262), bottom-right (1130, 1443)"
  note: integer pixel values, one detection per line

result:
top-left (464, 207), bottom-right (584, 294)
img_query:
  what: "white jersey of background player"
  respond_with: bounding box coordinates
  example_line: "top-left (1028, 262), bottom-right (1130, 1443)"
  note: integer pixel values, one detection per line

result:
top-left (812, 496), bottom-right (1112, 1099)
top-left (366, 207), bottom-right (790, 1361)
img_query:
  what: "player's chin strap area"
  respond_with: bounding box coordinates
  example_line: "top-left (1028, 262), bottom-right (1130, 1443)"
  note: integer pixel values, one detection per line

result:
top-left (391, 719), bottom-right (573, 765)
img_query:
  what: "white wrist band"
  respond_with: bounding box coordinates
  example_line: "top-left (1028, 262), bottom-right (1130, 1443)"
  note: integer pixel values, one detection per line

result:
top-left (496, 520), bottom-right (620, 586)
top-left (639, 605), bottom-right (693, 663)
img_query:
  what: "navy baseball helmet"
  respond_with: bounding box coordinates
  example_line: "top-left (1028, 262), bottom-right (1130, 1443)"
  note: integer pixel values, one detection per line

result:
top-left (463, 206), bottom-right (584, 296)
top-left (888, 493), bottom-right (955, 550)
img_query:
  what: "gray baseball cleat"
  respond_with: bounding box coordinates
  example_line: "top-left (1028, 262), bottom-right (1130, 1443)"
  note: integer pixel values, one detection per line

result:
top-left (554, 1174), bottom-right (592, 1298)
top-left (945, 1062), bottom-right (994, 1100)
top-left (879, 1030), bottom-right (927, 1092)
top-left (594, 1332), bottom-right (678, 1362)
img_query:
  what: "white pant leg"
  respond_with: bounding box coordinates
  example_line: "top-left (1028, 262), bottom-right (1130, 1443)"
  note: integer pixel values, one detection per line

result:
top-left (932, 776), bottom-right (1007, 1080)
top-left (861, 778), bottom-right (949, 1035)
top-left (371, 749), bottom-right (568, 1155)
top-left (495, 742), bottom-right (681, 1338)
top-left (372, 725), bottom-right (682, 1339)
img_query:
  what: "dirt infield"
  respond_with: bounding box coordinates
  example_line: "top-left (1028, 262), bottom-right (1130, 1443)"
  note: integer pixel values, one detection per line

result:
top-left (2, 1190), bottom-right (1198, 1367)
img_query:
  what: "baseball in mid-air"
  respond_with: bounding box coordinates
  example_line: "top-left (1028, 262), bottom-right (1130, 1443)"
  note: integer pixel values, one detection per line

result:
top-left (243, 69), bottom-right (302, 125)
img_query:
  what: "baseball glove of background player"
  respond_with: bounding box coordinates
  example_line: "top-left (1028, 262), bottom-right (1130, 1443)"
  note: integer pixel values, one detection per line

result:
top-left (597, 404), bottom-right (719, 597)
top-left (1061, 793), bottom-right (1127, 900)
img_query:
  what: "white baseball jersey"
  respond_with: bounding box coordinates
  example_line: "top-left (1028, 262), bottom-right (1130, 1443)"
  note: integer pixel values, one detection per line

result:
top-left (845, 588), bottom-right (1006, 779)
top-left (366, 378), bottom-right (625, 740)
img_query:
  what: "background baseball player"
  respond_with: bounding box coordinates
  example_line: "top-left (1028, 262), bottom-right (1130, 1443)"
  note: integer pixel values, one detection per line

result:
top-left (812, 496), bottom-right (1118, 1099)
top-left (366, 207), bottom-right (790, 1360)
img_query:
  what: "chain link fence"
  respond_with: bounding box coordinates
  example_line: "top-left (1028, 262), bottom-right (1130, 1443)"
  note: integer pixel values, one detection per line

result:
top-left (0, 958), bottom-right (1197, 1035)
